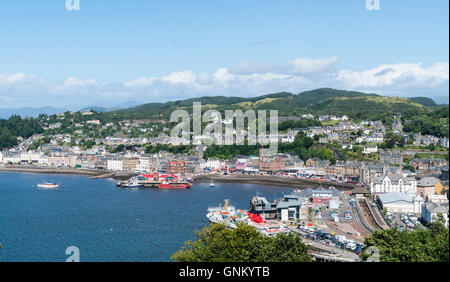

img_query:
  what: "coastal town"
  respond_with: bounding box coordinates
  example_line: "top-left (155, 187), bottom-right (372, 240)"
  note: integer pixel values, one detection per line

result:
top-left (0, 0), bottom-right (448, 269)
top-left (1, 109), bottom-right (448, 259)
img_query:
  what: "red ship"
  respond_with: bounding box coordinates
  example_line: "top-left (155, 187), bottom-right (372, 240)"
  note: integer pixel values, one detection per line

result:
top-left (158, 182), bottom-right (191, 189)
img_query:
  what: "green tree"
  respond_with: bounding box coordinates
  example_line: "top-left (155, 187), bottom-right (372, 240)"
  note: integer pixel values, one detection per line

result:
top-left (361, 217), bottom-right (449, 262)
top-left (172, 223), bottom-right (312, 262)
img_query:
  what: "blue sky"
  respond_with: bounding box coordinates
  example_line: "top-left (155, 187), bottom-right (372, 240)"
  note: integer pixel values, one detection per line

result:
top-left (0, 0), bottom-right (448, 108)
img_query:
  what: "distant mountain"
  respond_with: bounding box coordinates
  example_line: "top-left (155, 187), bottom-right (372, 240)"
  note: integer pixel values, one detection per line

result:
top-left (79, 106), bottom-right (111, 113)
top-left (407, 97), bottom-right (437, 107)
top-left (0, 107), bottom-right (67, 119)
top-left (79, 101), bottom-right (141, 113)
top-left (99, 88), bottom-right (433, 120)
top-left (1, 89), bottom-right (442, 121)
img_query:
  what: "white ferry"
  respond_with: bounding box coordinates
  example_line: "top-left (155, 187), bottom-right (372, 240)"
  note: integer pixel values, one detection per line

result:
top-left (206, 200), bottom-right (290, 236)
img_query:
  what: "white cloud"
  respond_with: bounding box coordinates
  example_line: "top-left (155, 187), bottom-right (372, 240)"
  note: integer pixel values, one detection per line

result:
top-left (229, 56), bottom-right (339, 75)
top-left (337, 62), bottom-right (449, 89)
top-left (0, 58), bottom-right (448, 108)
top-left (161, 70), bottom-right (196, 84)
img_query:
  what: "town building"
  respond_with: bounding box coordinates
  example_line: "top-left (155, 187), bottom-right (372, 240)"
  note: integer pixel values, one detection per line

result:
top-left (166, 160), bottom-right (190, 174)
top-left (421, 201), bottom-right (449, 228)
top-left (377, 192), bottom-right (424, 214)
top-left (122, 155), bottom-right (140, 172)
top-left (363, 145), bottom-right (378, 154)
top-left (416, 177), bottom-right (440, 198)
top-left (370, 174), bottom-right (417, 195)
top-left (379, 152), bottom-right (403, 165)
top-left (107, 158), bottom-right (123, 171)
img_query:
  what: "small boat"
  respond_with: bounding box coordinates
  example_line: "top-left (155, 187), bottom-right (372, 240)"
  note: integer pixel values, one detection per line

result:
top-left (210, 181), bottom-right (215, 187)
top-left (123, 181), bottom-right (144, 188)
top-left (37, 183), bottom-right (59, 189)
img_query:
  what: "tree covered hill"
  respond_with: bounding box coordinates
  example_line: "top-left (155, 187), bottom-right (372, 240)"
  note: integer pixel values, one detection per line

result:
top-left (99, 88), bottom-right (441, 121)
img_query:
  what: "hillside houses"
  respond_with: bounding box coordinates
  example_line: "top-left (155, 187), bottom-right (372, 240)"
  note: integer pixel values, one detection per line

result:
top-left (409, 158), bottom-right (448, 173)
top-left (379, 152), bottom-right (403, 165)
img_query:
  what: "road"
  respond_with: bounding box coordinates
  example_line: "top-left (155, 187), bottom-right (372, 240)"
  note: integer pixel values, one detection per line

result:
top-left (288, 226), bottom-right (360, 262)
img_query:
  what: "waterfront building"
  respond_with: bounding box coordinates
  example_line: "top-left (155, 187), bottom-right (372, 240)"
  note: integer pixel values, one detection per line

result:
top-left (166, 160), bottom-right (189, 174)
top-left (259, 155), bottom-right (286, 174)
top-left (249, 193), bottom-right (309, 221)
top-left (107, 158), bottom-right (123, 171)
top-left (136, 154), bottom-right (152, 172)
top-left (1, 152), bottom-right (21, 164)
top-left (201, 159), bottom-right (221, 171)
top-left (47, 154), bottom-right (71, 167)
top-left (122, 155), bottom-right (140, 172)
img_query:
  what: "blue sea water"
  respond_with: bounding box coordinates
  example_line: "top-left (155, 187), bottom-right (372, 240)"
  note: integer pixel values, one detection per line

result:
top-left (0, 172), bottom-right (293, 262)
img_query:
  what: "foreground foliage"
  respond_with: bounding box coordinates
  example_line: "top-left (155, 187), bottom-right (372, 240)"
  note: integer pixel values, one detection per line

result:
top-left (361, 217), bottom-right (449, 262)
top-left (171, 223), bottom-right (312, 262)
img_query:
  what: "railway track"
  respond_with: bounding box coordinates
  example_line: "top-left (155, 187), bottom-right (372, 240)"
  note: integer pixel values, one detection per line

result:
top-left (363, 198), bottom-right (390, 230)
top-left (358, 199), bottom-right (381, 231)
top-left (350, 205), bottom-right (373, 238)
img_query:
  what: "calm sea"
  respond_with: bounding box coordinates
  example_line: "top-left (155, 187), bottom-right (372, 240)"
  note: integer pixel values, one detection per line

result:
top-left (0, 172), bottom-right (293, 262)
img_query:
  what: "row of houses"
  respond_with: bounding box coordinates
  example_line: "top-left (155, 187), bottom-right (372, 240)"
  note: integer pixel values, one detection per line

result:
top-left (413, 134), bottom-right (449, 148)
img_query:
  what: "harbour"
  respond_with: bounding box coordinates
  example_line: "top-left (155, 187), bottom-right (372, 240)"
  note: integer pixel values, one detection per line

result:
top-left (0, 171), bottom-right (295, 262)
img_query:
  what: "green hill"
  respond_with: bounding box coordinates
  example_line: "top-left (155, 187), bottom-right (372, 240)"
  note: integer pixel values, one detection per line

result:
top-left (100, 88), bottom-right (434, 121)
top-left (407, 97), bottom-right (437, 107)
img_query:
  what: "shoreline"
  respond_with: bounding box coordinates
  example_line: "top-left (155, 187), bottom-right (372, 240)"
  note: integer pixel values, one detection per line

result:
top-left (0, 167), bottom-right (368, 192)
top-left (0, 167), bottom-right (134, 180)
top-left (195, 174), bottom-right (365, 191)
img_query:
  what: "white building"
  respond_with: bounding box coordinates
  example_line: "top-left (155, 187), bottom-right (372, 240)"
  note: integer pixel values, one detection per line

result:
top-left (281, 135), bottom-right (295, 143)
top-left (426, 194), bottom-right (449, 203)
top-left (107, 159), bottom-right (123, 171)
top-left (201, 159), bottom-right (221, 171)
top-left (378, 192), bottom-right (424, 214)
top-left (135, 155), bottom-right (154, 172)
top-left (370, 174), bottom-right (417, 195)
top-left (20, 151), bottom-right (45, 164)
top-left (363, 145), bottom-right (378, 154)
top-left (1, 152), bottom-right (21, 164)
top-left (421, 201), bottom-right (449, 228)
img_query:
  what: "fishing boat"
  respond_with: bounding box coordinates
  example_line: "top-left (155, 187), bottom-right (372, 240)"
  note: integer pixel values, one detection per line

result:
top-left (37, 183), bottom-right (59, 189)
